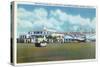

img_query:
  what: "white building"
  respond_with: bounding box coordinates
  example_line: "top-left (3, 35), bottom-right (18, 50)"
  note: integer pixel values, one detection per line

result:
top-left (17, 27), bottom-right (65, 43)
top-left (17, 27), bottom-right (95, 43)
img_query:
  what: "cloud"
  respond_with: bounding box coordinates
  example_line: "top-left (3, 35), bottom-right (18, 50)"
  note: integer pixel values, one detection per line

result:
top-left (49, 9), bottom-right (96, 32)
top-left (33, 8), bottom-right (48, 20)
top-left (17, 7), bottom-right (96, 37)
top-left (50, 9), bottom-right (68, 22)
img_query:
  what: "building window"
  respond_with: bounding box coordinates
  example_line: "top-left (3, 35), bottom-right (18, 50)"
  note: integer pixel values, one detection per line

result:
top-left (37, 32), bottom-right (39, 34)
top-left (28, 32), bottom-right (30, 34)
top-left (40, 31), bottom-right (42, 34)
top-left (34, 31), bottom-right (42, 34)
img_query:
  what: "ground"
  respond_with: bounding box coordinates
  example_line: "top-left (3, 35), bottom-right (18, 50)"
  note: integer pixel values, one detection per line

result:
top-left (17, 42), bottom-right (95, 63)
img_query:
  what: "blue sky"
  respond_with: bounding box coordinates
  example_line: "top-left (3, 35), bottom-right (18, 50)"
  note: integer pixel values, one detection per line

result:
top-left (17, 4), bottom-right (96, 37)
top-left (18, 4), bottom-right (95, 19)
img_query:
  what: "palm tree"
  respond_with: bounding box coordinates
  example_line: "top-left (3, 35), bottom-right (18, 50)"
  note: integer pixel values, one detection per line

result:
top-left (46, 35), bottom-right (53, 43)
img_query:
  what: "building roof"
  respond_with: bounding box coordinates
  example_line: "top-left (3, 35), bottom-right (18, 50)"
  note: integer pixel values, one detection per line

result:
top-left (64, 35), bottom-right (73, 39)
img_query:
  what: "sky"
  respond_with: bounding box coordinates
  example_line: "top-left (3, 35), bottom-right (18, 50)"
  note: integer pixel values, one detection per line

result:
top-left (17, 4), bottom-right (96, 37)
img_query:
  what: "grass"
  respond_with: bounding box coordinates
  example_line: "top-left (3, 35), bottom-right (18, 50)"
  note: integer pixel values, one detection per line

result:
top-left (17, 42), bottom-right (95, 63)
